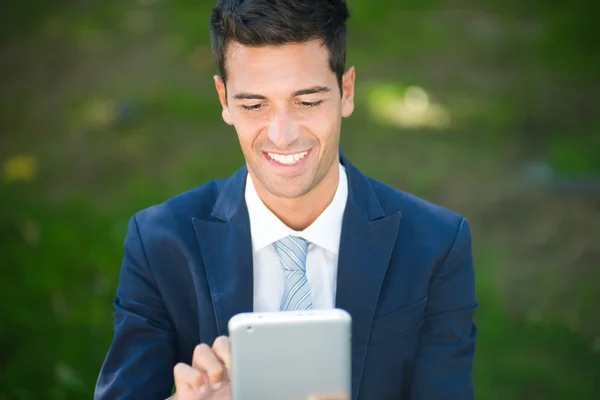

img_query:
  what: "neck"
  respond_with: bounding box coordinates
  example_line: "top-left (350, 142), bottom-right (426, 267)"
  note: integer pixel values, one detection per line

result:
top-left (255, 160), bottom-right (340, 231)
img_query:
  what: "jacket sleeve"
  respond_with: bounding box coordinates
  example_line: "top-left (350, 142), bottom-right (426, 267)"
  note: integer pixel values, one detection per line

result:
top-left (94, 215), bottom-right (177, 399)
top-left (411, 217), bottom-right (478, 399)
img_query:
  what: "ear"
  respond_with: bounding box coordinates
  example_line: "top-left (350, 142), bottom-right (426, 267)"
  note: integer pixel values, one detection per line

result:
top-left (214, 75), bottom-right (233, 125)
top-left (341, 67), bottom-right (356, 118)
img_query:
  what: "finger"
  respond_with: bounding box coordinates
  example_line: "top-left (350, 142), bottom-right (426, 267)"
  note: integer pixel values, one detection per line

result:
top-left (212, 336), bottom-right (231, 375)
top-left (192, 343), bottom-right (226, 390)
top-left (173, 362), bottom-right (204, 391)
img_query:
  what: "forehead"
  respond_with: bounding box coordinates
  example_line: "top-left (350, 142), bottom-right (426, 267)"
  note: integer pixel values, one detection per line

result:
top-left (225, 40), bottom-right (335, 94)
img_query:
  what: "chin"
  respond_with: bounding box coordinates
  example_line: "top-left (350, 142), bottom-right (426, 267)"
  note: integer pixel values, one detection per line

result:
top-left (267, 186), bottom-right (308, 199)
top-left (264, 180), bottom-right (312, 199)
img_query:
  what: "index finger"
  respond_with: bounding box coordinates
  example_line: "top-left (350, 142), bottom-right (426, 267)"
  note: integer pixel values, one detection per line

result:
top-left (191, 343), bottom-right (225, 388)
top-left (212, 336), bottom-right (231, 375)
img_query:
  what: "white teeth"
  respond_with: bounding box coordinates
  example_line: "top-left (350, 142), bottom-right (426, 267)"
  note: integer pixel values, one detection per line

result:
top-left (267, 150), bottom-right (309, 165)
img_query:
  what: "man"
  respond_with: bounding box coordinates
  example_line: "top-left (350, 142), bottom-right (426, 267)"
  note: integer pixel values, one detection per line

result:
top-left (95, 0), bottom-right (478, 399)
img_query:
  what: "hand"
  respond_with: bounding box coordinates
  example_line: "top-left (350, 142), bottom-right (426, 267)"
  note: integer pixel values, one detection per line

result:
top-left (172, 336), bottom-right (231, 400)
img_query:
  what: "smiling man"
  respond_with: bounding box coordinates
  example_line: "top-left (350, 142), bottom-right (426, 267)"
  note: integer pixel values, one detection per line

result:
top-left (94, 1), bottom-right (478, 399)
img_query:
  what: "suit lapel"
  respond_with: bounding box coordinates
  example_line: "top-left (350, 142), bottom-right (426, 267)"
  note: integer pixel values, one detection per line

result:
top-left (192, 168), bottom-right (253, 337)
top-left (336, 155), bottom-right (402, 400)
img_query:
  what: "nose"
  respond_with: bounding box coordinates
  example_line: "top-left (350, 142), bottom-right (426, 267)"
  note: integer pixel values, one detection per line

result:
top-left (267, 106), bottom-right (300, 149)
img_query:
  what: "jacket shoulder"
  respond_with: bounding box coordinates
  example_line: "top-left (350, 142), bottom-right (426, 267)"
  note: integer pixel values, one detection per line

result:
top-left (133, 178), bottom-right (226, 230)
top-left (368, 177), bottom-right (466, 236)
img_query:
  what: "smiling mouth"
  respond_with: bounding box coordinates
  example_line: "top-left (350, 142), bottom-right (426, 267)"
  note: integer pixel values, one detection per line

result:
top-left (265, 150), bottom-right (310, 165)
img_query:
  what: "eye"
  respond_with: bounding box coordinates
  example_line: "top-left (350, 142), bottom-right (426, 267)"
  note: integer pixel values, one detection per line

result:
top-left (241, 104), bottom-right (263, 112)
top-left (300, 100), bottom-right (324, 109)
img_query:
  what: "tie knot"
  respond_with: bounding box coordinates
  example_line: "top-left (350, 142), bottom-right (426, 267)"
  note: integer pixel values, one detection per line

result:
top-left (273, 236), bottom-right (309, 272)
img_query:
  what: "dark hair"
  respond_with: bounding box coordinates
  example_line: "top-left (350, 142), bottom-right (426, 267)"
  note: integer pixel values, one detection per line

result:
top-left (209, 0), bottom-right (350, 93)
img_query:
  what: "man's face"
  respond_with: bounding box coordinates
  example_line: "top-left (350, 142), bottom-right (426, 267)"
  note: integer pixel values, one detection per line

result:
top-left (214, 40), bottom-right (355, 199)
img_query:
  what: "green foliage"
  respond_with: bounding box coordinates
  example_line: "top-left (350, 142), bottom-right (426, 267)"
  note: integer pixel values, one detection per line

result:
top-left (548, 135), bottom-right (600, 175)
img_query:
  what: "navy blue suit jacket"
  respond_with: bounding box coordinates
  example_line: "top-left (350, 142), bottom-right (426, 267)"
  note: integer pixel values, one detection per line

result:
top-left (95, 155), bottom-right (477, 399)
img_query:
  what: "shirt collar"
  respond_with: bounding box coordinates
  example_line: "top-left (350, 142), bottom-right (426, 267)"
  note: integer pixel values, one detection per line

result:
top-left (245, 163), bottom-right (348, 255)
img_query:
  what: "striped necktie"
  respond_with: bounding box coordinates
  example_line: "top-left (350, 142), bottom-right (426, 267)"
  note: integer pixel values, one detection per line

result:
top-left (273, 236), bottom-right (312, 311)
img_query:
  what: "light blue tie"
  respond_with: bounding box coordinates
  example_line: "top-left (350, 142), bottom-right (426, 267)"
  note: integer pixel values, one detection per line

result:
top-left (273, 236), bottom-right (312, 311)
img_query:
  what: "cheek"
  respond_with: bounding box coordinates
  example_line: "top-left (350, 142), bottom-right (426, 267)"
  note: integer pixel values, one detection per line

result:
top-left (309, 111), bottom-right (339, 147)
top-left (233, 119), bottom-right (265, 151)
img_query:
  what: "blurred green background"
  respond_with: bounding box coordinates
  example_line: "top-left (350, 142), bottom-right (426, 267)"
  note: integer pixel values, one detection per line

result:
top-left (1, 0), bottom-right (599, 398)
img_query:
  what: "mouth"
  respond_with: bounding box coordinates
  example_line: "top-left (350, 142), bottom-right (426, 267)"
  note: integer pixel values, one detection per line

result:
top-left (265, 150), bottom-right (309, 165)
top-left (262, 148), bottom-right (312, 171)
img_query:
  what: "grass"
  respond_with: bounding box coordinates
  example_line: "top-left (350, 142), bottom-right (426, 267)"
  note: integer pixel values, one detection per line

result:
top-left (473, 246), bottom-right (600, 399)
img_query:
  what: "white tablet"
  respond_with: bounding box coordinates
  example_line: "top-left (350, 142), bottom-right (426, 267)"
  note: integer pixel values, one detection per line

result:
top-left (228, 308), bottom-right (352, 400)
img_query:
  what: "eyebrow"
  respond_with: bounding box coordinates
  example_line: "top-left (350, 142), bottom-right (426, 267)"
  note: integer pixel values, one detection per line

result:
top-left (232, 86), bottom-right (331, 100)
top-left (292, 86), bottom-right (331, 96)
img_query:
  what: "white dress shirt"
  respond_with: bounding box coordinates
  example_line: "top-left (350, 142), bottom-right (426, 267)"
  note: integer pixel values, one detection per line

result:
top-left (245, 163), bottom-right (349, 312)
